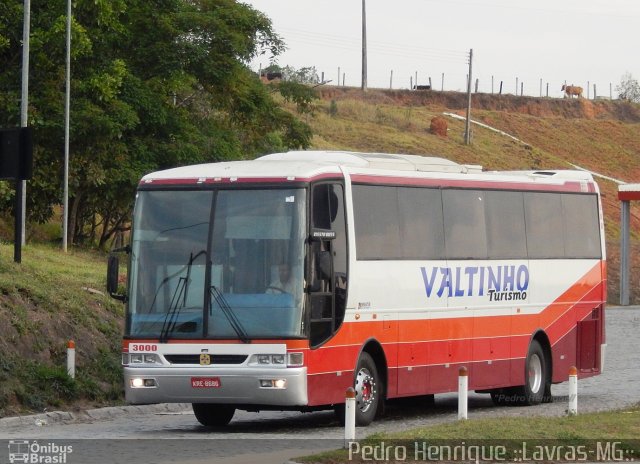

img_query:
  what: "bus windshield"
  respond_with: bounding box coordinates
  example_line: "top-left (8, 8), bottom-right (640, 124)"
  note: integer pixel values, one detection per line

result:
top-left (126, 188), bottom-right (307, 340)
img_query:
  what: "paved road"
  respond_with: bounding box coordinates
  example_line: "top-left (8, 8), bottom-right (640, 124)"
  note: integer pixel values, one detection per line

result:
top-left (1, 307), bottom-right (639, 464)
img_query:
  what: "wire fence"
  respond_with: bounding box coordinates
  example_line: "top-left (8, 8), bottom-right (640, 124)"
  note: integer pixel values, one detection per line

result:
top-left (270, 27), bottom-right (621, 101)
top-left (312, 68), bottom-right (618, 101)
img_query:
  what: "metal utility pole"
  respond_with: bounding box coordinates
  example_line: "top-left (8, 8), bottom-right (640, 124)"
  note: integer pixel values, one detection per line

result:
top-left (390, 70), bottom-right (393, 89)
top-left (621, 197), bottom-right (630, 305)
top-left (464, 49), bottom-right (473, 145)
top-left (540, 78), bottom-right (543, 97)
top-left (63, 0), bottom-right (71, 252)
top-left (361, 0), bottom-right (367, 91)
top-left (18, 0), bottom-right (31, 254)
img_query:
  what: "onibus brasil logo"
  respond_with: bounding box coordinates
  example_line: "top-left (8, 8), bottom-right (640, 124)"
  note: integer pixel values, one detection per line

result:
top-left (8, 440), bottom-right (73, 464)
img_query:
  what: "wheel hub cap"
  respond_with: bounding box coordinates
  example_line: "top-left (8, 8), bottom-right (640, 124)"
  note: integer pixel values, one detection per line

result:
top-left (528, 353), bottom-right (542, 393)
top-left (355, 368), bottom-right (376, 413)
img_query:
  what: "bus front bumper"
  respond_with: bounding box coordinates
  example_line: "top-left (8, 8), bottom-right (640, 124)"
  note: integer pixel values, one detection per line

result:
top-left (124, 366), bottom-right (308, 406)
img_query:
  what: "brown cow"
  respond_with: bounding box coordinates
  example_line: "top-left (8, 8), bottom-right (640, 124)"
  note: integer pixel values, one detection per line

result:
top-left (561, 84), bottom-right (583, 98)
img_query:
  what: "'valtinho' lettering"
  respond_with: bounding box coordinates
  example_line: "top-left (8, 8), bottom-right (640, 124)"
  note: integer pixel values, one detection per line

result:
top-left (420, 265), bottom-right (529, 300)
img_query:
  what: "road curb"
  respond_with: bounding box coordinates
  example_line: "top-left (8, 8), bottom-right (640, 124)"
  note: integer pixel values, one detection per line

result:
top-left (0, 403), bottom-right (190, 428)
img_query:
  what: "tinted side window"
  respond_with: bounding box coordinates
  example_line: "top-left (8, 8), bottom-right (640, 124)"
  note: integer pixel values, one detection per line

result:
top-left (352, 185), bottom-right (401, 259)
top-left (398, 187), bottom-right (445, 259)
top-left (562, 194), bottom-right (601, 258)
top-left (485, 190), bottom-right (527, 258)
top-left (524, 192), bottom-right (564, 258)
top-left (443, 189), bottom-right (488, 259)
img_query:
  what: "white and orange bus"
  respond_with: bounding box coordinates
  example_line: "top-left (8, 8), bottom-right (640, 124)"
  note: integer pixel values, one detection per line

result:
top-left (108, 151), bottom-right (606, 426)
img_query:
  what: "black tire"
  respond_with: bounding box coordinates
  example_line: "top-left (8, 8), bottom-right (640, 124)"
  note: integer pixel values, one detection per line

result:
top-left (353, 352), bottom-right (382, 426)
top-left (192, 403), bottom-right (235, 427)
top-left (514, 340), bottom-right (548, 406)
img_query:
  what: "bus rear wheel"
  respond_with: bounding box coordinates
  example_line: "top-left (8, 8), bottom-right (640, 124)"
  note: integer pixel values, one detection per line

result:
top-left (514, 340), bottom-right (548, 406)
top-left (192, 403), bottom-right (235, 427)
top-left (354, 352), bottom-right (382, 426)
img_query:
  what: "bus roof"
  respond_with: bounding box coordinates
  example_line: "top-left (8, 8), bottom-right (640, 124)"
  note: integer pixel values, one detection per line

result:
top-left (140, 150), bottom-right (595, 187)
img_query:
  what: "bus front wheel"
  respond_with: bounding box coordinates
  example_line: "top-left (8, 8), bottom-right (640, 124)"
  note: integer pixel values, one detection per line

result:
top-left (353, 352), bottom-right (382, 426)
top-left (192, 403), bottom-right (235, 426)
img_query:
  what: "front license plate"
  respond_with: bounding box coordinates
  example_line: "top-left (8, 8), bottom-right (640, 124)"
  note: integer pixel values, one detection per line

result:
top-left (191, 377), bottom-right (221, 388)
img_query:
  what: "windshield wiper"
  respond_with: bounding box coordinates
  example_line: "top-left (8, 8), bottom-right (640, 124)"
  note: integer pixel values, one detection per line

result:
top-left (157, 250), bottom-right (206, 342)
top-left (159, 276), bottom-right (187, 342)
top-left (210, 286), bottom-right (250, 343)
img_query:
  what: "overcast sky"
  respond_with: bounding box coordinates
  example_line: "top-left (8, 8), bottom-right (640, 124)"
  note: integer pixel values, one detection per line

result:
top-left (243, 0), bottom-right (640, 98)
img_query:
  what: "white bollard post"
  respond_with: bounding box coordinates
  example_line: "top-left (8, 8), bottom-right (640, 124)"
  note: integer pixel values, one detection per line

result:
top-left (66, 340), bottom-right (76, 379)
top-left (568, 366), bottom-right (578, 416)
top-left (344, 387), bottom-right (356, 448)
top-left (458, 366), bottom-right (468, 420)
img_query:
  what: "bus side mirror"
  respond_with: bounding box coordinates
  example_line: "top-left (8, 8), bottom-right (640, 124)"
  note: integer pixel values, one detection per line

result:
top-left (107, 255), bottom-right (127, 302)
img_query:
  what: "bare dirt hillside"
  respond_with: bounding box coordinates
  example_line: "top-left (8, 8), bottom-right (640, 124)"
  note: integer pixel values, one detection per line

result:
top-left (300, 87), bottom-right (640, 304)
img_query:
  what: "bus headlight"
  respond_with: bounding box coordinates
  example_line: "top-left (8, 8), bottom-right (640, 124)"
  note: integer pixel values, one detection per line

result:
top-left (130, 378), bottom-right (157, 388)
top-left (287, 352), bottom-right (304, 367)
top-left (131, 377), bottom-right (144, 388)
top-left (123, 353), bottom-right (161, 365)
top-left (252, 353), bottom-right (303, 367)
top-left (259, 379), bottom-right (287, 389)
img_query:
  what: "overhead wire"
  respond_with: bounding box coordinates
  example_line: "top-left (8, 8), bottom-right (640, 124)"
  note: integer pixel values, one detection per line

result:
top-left (280, 27), bottom-right (468, 65)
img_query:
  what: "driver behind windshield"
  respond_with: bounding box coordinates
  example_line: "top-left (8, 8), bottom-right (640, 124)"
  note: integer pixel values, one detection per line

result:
top-left (266, 263), bottom-right (296, 295)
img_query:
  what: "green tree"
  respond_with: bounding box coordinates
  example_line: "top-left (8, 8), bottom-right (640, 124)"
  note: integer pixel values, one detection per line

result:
top-left (289, 66), bottom-right (320, 84)
top-left (616, 73), bottom-right (640, 103)
top-left (0, 0), bottom-right (312, 247)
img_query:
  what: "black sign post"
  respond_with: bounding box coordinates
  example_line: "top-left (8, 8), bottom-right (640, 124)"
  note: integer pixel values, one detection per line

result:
top-left (0, 127), bottom-right (33, 263)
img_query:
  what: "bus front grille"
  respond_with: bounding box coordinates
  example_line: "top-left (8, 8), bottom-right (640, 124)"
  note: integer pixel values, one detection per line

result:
top-left (164, 354), bottom-right (248, 365)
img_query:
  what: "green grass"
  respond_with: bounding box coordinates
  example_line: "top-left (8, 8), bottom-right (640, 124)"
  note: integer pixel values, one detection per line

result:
top-left (298, 406), bottom-right (640, 463)
top-left (0, 242), bottom-right (124, 416)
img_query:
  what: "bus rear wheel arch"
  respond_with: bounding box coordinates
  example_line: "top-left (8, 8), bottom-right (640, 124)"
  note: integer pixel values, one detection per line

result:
top-left (192, 403), bottom-right (235, 427)
top-left (490, 337), bottom-right (551, 406)
top-left (525, 339), bottom-right (552, 405)
top-left (517, 339), bottom-right (549, 405)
